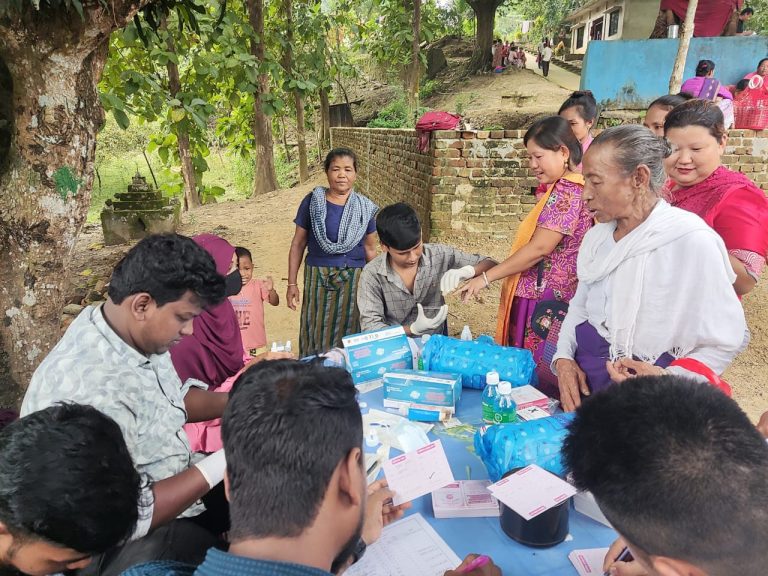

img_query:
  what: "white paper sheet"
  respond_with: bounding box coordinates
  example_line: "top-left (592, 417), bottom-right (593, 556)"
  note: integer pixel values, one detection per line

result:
top-left (488, 464), bottom-right (577, 520)
top-left (383, 440), bottom-right (455, 505)
top-left (344, 514), bottom-right (462, 576)
top-left (568, 548), bottom-right (610, 576)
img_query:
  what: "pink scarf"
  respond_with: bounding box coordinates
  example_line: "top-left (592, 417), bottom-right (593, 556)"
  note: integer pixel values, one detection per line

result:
top-left (668, 166), bottom-right (768, 255)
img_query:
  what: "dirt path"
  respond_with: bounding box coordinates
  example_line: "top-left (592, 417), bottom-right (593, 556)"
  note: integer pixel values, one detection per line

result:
top-left (425, 64), bottom-right (573, 129)
top-left (67, 178), bottom-right (768, 422)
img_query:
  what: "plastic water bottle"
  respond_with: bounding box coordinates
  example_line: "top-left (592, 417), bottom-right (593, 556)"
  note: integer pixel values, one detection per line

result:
top-left (417, 334), bottom-right (431, 370)
top-left (493, 381), bottom-right (518, 424)
top-left (460, 325), bottom-right (473, 341)
top-left (285, 340), bottom-right (292, 353)
top-left (482, 371), bottom-right (500, 424)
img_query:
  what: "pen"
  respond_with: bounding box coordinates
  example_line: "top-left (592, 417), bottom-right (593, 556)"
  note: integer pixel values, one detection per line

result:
top-left (460, 555), bottom-right (490, 573)
top-left (603, 547), bottom-right (633, 576)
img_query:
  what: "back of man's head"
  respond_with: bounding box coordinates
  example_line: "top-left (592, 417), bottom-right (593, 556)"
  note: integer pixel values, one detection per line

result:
top-left (222, 360), bottom-right (363, 541)
top-left (0, 404), bottom-right (141, 555)
top-left (376, 203), bottom-right (421, 251)
top-left (108, 233), bottom-right (225, 308)
top-left (563, 376), bottom-right (768, 576)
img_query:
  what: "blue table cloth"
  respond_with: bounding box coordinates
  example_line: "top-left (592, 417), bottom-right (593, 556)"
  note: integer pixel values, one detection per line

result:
top-left (360, 386), bottom-right (617, 575)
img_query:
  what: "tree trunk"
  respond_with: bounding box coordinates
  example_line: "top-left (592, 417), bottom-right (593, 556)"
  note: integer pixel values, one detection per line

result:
top-left (0, 1), bottom-right (153, 405)
top-left (319, 87), bottom-right (331, 149)
top-left (294, 92), bottom-right (308, 182)
top-left (407, 0), bottom-right (421, 122)
top-left (466, 0), bottom-right (501, 73)
top-left (247, 0), bottom-right (278, 196)
top-left (162, 15), bottom-right (200, 211)
top-left (669, 0), bottom-right (698, 93)
top-left (281, 0), bottom-right (308, 183)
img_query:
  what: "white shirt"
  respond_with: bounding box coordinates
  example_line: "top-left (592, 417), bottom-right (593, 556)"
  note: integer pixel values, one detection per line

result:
top-left (542, 47), bottom-right (553, 61)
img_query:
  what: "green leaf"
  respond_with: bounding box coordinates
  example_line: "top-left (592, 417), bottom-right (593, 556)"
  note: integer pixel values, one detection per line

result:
top-left (190, 98), bottom-right (207, 107)
top-left (113, 109), bottom-right (130, 130)
top-left (158, 146), bottom-right (169, 164)
top-left (170, 108), bottom-right (187, 123)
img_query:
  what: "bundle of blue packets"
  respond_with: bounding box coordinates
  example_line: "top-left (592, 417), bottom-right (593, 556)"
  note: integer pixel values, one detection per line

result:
top-left (421, 334), bottom-right (536, 389)
top-left (474, 413), bottom-right (575, 482)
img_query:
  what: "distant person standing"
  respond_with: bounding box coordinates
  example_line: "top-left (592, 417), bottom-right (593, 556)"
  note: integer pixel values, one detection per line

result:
top-left (541, 40), bottom-right (553, 77)
top-left (537, 37), bottom-right (546, 69)
top-left (287, 148), bottom-right (378, 356)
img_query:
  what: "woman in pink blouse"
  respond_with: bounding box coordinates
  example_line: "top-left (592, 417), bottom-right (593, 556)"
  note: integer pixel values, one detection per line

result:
top-left (459, 116), bottom-right (593, 396)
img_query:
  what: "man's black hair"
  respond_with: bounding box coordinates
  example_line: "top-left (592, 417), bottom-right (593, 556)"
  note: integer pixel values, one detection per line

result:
top-left (742, 6), bottom-right (754, 16)
top-left (222, 360), bottom-right (362, 540)
top-left (563, 376), bottom-right (768, 576)
top-left (524, 116), bottom-right (583, 167)
top-left (235, 246), bottom-right (252, 262)
top-left (376, 203), bottom-right (421, 251)
top-left (108, 233), bottom-right (225, 308)
top-left (0, 404), bottom-right (141, 553)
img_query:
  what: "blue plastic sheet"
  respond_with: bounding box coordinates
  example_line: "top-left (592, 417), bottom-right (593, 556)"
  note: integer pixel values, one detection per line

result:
top-left (421, 334), bottom-right (535, 389)
top-left (474, 413), bottom-right (575, 482)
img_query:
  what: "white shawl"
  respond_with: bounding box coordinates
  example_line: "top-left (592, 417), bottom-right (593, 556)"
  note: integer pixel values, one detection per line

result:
top-left (577, 200), bottom-right (743, 364)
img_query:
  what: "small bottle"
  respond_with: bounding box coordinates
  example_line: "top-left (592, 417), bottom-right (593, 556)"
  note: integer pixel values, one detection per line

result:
top-left (460, 325), bottom-right (473, 341)
top-left (493, 381), bottom-right (518, 424)
top-left (482, 371), bottom-right (500, 424)
top-left (417, 334), bottom-right (431, 370)
top-left (284, 340), bottom-right (292, 353)
top-left (270, 341), bottom-right (278, 353)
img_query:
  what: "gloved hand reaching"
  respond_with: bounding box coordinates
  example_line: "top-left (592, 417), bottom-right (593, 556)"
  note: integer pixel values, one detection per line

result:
top-left (440, 265), bottom-right (476, 294)
top-left (410, 303), bottom-right (449, 336)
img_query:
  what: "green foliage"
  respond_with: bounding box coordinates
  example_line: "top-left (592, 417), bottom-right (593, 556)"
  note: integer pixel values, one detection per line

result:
top-left (367, 93), bottom-right (426, 128)
top-left (454, 92), bottom-right (476, 116)
top-left (420, 79), bottom-right (441, 99)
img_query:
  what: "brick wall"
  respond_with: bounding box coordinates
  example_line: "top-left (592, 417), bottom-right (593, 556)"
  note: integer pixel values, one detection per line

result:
top-left (331, 128), bottom-right (435, 238)
top-left (331, 127), bottom-right (768, 240)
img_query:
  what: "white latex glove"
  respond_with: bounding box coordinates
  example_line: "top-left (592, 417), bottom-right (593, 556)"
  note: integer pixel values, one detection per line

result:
top-left (410, 303), bottom-right (449, 336)
top-left (194, 449), bottom-right (226, 489)
top-left (440, 265), bottom-right (476, 294)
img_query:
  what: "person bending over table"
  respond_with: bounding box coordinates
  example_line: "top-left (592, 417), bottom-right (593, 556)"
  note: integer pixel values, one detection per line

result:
top-left (21, 234), bottom-right (234, 575)
top-left (564, 375), bottom-right (768, 576)
top-left (124, 360), bottom-right (411, 576)
top-left (0, 404), bottom-right (140, 576)
top-left (357, 202), bottom-right (495, 337)
top-left (551, 125), bottom-right (746, 412)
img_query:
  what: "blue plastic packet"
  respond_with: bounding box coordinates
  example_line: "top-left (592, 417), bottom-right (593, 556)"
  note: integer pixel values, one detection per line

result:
top-left (421, 334), bottom-right (536, 389)
top-left (474, 413), bottom-right (575, 481)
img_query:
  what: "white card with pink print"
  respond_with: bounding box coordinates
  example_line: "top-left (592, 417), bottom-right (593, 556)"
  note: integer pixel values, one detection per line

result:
top-left (487, 464), bottom-right (577, 520)
top-left (382, 440), bottom-right (455, 506)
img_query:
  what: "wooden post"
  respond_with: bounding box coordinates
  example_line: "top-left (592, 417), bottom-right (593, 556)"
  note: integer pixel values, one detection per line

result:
top-left (668, 0), bottom-right (698, 93)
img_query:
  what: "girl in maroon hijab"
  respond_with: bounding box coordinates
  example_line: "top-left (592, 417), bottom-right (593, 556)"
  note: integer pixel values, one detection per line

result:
top-left (171, 233), bottom-right (246, 389)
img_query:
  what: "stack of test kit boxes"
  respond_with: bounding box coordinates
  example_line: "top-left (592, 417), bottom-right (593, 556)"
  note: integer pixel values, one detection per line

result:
top-left (342, 326), bottom-right (413, 386)
top-left (382, 369), bottom-right (462, 420)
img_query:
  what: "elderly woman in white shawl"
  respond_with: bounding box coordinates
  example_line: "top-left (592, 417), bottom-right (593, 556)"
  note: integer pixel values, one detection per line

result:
top-left (553, 125), bottom-right (747, 412)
